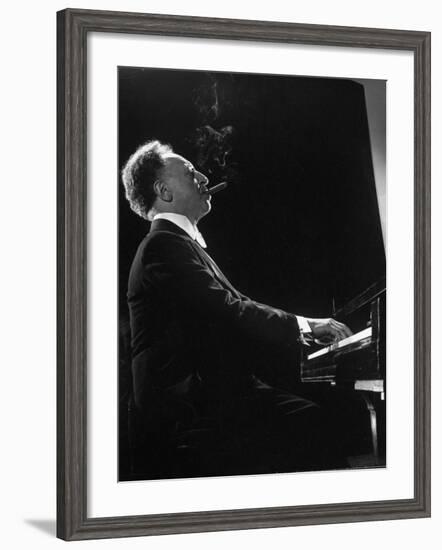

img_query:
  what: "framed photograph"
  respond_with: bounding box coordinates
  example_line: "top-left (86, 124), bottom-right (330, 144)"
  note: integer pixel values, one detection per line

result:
top-left (57, 8), bottom-right (430, 541)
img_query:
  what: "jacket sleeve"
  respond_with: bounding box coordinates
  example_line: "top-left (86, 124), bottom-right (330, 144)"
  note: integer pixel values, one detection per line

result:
top-left (142, 232), bottom-right (302, 349)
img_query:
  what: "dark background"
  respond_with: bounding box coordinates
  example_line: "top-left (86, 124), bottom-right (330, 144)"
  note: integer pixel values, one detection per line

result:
top-left (118, 67), bottom-right (387, 479)
top-left (118, 67), bottom-right (385, 320)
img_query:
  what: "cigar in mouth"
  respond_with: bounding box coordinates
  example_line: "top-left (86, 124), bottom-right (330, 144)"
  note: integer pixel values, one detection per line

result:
top-left (207, 181), bottom-right (228, 195)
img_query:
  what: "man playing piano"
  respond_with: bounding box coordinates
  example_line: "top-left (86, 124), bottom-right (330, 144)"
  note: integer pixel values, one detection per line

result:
top-left (122, 139), bottom-right (353, 479)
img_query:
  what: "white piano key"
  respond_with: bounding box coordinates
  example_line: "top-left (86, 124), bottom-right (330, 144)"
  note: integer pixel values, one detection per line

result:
top-left (307, 326), bottom-right (373, 360)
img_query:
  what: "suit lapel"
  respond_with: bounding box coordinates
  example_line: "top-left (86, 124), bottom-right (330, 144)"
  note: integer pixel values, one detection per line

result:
top-left (196, 244), bottom-right (241, 297)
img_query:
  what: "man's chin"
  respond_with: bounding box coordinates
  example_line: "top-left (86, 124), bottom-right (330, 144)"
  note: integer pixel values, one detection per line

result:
top-left (200, 201), bottom-right (211, 218)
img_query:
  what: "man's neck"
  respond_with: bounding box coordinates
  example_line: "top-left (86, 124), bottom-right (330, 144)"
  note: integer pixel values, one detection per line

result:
top-left (154, 208), bottom-right (198, 227)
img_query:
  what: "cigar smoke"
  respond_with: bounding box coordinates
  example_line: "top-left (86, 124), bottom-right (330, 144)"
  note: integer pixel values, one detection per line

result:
top-left (192, 75), bottom-right (237, 188)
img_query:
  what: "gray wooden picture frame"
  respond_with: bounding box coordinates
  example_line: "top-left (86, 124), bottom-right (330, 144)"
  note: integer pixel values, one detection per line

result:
top-left (57, 8), bottom-right (431, 541)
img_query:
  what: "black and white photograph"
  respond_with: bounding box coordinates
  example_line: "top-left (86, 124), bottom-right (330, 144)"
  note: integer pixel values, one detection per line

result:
top-left (0, 0), bottom-right (437, 546)
top-left (118, 67), bottom-right (387, 482)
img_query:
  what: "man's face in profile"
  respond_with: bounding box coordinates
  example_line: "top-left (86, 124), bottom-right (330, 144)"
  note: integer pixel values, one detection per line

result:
top-left (161, 154), bottom-right (211, 222)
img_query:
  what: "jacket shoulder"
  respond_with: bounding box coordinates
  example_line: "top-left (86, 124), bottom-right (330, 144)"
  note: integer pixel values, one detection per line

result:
top-left (140, 229), bottom-right (196, 262)
top-left (144, 228), bottom-right (192, 247)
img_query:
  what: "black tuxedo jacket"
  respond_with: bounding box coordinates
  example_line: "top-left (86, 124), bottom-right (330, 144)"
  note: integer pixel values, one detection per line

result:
top-left (127, 219), bottom-right (302, 429)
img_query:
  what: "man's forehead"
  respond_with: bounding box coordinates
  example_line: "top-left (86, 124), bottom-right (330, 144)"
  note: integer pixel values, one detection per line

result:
top-left (163, 153), bottom-right (192, 169)
top-left (161, 155), bottom-right (193, 179)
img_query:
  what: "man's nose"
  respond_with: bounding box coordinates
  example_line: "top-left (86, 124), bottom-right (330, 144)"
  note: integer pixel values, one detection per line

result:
top-left (197, 171), bottom-right (209, 185)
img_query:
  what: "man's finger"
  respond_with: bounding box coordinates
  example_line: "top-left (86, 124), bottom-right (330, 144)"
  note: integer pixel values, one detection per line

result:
top-left (340, 323), bottom-right (353, 338)
top-left (331, 320), bottom-right (353, 338)
top-left (335, 328), bottom-right (347, 341)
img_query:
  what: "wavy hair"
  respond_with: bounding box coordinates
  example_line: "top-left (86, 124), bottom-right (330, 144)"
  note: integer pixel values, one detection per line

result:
top-left (121, 140), bottom-right (173, 220)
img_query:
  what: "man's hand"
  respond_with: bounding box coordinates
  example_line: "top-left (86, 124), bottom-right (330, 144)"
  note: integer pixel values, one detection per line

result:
top-left (306, 317), bottom-right (353, 345)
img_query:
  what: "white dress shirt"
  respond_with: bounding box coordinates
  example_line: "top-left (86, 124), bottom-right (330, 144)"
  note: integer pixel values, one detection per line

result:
top-left (152, 212), bottom-right (311, 335)
top-left (153, 213), bottom-right (207, 248)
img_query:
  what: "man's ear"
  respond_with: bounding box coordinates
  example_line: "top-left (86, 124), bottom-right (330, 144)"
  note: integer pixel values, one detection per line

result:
top-left (153, 180), bottom-right (172, 202)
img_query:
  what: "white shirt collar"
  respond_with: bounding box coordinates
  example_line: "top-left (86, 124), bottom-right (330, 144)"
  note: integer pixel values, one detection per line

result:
top-left (153, 213), bottom-right (207, 248)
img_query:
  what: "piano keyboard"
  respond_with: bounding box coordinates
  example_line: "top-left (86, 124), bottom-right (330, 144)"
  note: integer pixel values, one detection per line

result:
top-left (307, 326), bottom-right (372, 360)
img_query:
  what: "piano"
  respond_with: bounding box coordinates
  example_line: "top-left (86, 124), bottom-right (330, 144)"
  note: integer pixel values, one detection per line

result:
top-left (301, 278), bottom-right (386, 464)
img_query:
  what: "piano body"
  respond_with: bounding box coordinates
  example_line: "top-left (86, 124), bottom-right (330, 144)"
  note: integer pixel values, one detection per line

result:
top-left (301, 279), bottom-right (386, 464)
top-left (285, 80), bottom-right (387, 467)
